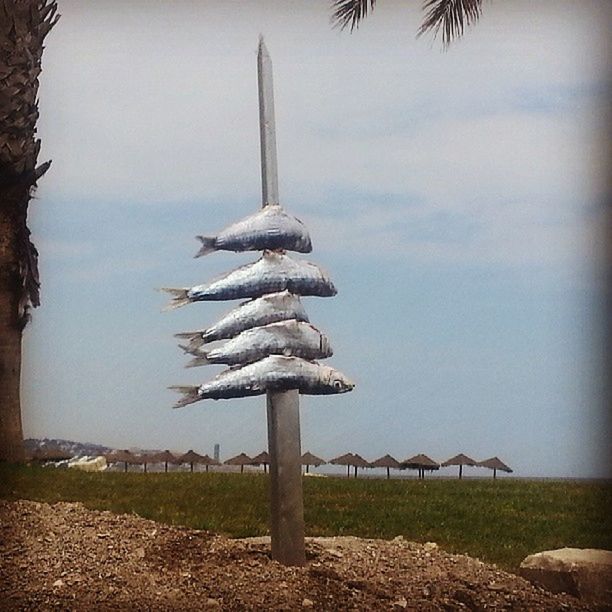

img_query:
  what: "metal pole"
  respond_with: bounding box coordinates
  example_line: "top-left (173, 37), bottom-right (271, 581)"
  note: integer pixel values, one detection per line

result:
top-left (258, 37), bottom-right (279, 207)
top-left (258, 37), bottom-right (305, 567)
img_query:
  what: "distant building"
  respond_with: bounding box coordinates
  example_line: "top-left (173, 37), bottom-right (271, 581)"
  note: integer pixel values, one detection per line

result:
top-left (214, 443), bottom-right (220, 462)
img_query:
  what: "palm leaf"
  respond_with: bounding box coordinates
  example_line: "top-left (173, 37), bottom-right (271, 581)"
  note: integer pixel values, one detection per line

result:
top-left (331, 0), bottom-right (484, 46)
top-left (331, 0), bottom-right (376, 32)
top-left (418, 0), bottom-right (483, 47)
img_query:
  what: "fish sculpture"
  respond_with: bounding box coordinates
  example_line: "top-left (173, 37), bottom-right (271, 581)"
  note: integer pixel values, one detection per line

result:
top-left (195, 204), bottom-right (312, 257)
top-left (170, 355), bottom-right (354, 406)
top-left (174, 290), bottom-right (309, 350)
top-left (182, 320), bottom-right (333, 367)
top-left (162, 251), bottom-right (336, 309)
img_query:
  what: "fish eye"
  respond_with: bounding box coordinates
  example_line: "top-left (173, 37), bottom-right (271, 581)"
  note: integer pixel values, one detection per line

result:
top-left (333, 379), bottom-right (343, 390)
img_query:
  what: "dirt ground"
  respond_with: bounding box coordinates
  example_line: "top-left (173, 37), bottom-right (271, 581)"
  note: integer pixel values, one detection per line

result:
top-left (0, 499), bottom-right (599, 611)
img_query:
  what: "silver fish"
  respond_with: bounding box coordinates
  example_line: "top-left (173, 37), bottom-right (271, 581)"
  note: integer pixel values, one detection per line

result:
top-left (174, 290), bottom-right (309, 350)
top-left (170, 355), bottom-right (354, 406)
top-left (195, 204), bottom-right (312, 257)
top-left (183, 320), bottom-right (333, 367)
top-left (162, 251), bottom-right (336, 309)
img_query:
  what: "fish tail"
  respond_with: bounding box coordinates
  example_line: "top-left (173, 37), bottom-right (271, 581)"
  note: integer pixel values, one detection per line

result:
top-left (159, 288), bottom-right (191, 311)
top-left (168, 385), bottom-right (202, 408)
top-left (194, 236), bottom-right (217, 258)
top-left (177, 344), bottom-right (211, 367)
top-left (174, 332), bottom-right (205, 350)
top-left (186, 353), bottom-right (211, 368)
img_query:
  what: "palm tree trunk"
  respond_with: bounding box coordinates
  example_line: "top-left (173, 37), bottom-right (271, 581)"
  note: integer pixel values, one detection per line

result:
top-left (0, 247), bottom-right (24, 462)
top-left (0, 0), bottom-right (58, 463)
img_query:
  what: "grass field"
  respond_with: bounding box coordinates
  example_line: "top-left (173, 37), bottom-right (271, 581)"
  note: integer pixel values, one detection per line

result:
top-left (1, 464), bottom-right (610, 571)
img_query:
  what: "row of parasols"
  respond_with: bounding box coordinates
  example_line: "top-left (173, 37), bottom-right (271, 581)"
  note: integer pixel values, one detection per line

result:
top-left (100, 450), bottom-right (512, 479)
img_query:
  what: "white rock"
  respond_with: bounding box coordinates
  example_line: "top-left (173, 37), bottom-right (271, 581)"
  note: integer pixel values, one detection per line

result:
top-left (519, 548), bottom-right (612, 605)
top-left (68, 455), bottom-right (107, 472)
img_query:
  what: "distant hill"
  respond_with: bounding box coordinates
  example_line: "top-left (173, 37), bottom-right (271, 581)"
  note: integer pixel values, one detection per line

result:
top-left (24, 438), bottom-right (112, 458)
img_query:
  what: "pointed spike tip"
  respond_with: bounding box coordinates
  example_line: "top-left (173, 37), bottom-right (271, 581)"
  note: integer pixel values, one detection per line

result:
top-left (258, 35), bottom-right (269, 57)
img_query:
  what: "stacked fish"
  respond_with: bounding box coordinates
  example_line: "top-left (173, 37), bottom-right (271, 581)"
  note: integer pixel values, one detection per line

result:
top-left (164, 204), bottom-right (355, 407)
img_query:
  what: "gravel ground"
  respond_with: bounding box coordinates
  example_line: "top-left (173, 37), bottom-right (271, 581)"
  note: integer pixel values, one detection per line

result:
top-left (0, 499), bottom-right (598, 611)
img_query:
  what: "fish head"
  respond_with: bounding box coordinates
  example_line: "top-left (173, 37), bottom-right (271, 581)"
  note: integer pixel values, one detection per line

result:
top-left (326, 368), bottom-right (355, 394)
top-left (298, 234), bottom-right (313, 253)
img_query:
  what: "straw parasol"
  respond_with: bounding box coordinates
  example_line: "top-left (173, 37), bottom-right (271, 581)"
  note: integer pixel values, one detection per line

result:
top-left (151, 450), bottom-right (177, 473)
top-left (370, 454), bottom-right (401, 479)
top-left (330, 453), bottom-right (370, 478)
top-left (200, 454), bottom-right (220, 472)
top-left (32, 447), bottom-right (73, 463)
top-left (349, 454), bottom-right (370, 478)
top-left (330, 452), bottom-right (356, 478)
top-left (224, 452), bottom-right (253, 474)
top-left (134, 453), bottom-right (156, 473)
top-left (301, 451), bottom-right (326, 474)
top-left (441, 453), bottom-right (477, 479)
top-left (477, 456), bottom-right (513, 479)
top-left (105, 449), bottom-right (136, 473)
top-left (250, 451), bottom-right (270, 473)
top-left (401, 454), bottom-right (440, 479)
top-left (177, 450), bottom-right (219, 473)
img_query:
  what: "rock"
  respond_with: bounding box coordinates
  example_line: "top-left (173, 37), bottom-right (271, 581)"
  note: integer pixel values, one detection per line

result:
top-left (519, 547), bottom-right (612, 605)
top-left (52, 579), bottom-right (64, 588)
top-left (301, 598), bottom-right (314, 607)
top-left (423, 542), bottom-right (438, 552)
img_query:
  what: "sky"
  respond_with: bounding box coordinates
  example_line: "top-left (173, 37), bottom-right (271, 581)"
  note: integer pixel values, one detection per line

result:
top-left (23, 0), bottom-right (611, 478)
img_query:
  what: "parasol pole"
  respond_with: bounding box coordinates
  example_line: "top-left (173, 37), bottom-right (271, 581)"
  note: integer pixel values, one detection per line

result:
top-left (258, 37), bottom-right (305, 567)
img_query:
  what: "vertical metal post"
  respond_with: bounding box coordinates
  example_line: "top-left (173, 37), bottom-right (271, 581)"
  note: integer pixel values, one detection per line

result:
top-left (258, 37), bottom-right (305, 567)
top-left (258, 37), bottom-right (279, 207)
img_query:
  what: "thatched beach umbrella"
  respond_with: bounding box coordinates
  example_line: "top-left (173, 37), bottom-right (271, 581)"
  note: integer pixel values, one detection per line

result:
top-left (349, 454), bottom-right (371, 478)
top-left (201, 454), bottom-right (220, 472)
top-left (330, 452), bottom-right (357, 478)
top-left (370, 454), bottom-right (401, 479)
top-left (32, 447), bottom-right (72, 463)
top-left (105, 449), bottom-right (135, 473)
top-left (301, 451), bottom-right (326, 474)
top-left (477, 456), bottom-right (513, 479)
top-left (135, 453), bottom-right (155, 473)
top-left (331, 453), bottom-right (370, 478)
top-left (177, 450), bottom-right (218, 473)
top-left (401, 454), bottom-right (440, 479)
top-left (224, 452), bottom-right (252, 474)
top-left (441, 453), bottom-right (477, 479)
top-left (152, 450), bottom-right (177, 473)
top-left (250, 451), bottom-right (271, 473)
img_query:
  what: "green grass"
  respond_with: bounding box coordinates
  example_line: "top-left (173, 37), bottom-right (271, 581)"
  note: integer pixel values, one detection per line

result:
top-left (1, 464), bottom-right (610, 571)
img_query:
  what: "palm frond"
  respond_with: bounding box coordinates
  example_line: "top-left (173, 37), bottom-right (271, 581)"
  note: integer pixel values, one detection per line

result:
top-left (418, 0), bottom-right (483, 47)
top-left (331, 0), bottom-right (376, 32)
